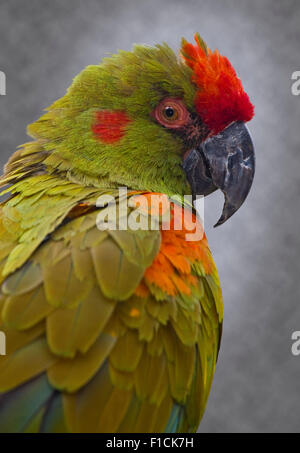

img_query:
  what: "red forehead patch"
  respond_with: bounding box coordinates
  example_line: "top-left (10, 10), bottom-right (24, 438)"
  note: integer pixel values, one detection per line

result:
top-left (92, 110), bottom-right (131, 144)
top-left (181, 34), bottom-right (254, 134)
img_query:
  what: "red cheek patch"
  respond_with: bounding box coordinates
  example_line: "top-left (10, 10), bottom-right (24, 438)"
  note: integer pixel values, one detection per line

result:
top-left (92, 110), bottom-right (131, 144)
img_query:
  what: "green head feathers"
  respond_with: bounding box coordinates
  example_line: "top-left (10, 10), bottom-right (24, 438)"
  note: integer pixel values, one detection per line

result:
top-left (24, 42), bottom-right (197, 196)
top-left (4, 34), bottom-right (254, 206)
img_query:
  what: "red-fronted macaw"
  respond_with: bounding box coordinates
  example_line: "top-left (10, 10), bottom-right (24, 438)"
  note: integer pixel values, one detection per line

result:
top-left (0, 34), bottom-right (254, 433)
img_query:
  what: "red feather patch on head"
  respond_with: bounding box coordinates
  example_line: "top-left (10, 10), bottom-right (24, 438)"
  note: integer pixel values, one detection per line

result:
top-left (181, 34), bottom-right (254, 135)
top-left (92, 110), bottom-right (131, 144)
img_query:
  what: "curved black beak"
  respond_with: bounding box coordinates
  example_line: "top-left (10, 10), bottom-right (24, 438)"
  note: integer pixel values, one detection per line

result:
top-left (183, 121), bottom-right (255, 227)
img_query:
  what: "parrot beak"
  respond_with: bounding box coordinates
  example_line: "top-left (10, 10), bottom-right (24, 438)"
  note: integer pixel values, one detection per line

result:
top-left (183, 121), bottom-right (255, 227)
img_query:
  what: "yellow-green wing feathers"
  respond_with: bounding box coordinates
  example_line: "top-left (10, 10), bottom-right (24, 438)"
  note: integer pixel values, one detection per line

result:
top-left (0, 180), bottom-right (223, 433)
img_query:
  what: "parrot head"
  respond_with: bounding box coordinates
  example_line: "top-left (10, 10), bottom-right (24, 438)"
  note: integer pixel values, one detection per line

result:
top-left (27, 33), bottom-right (255, 226)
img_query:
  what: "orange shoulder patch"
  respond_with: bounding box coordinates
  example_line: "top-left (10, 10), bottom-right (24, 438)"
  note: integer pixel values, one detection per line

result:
top-left (136, 201), bottom-right (214, 297)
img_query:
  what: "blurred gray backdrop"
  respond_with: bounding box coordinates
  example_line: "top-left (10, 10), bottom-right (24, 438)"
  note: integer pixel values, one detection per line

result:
top-left (0, 0), bottom-right (299, 433)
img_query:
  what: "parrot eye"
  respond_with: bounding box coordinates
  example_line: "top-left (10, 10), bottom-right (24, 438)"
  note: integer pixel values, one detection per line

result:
top-left (153, 98), bottom-right (190, 129)
top-left (164, 106), bottom-right (177, 119)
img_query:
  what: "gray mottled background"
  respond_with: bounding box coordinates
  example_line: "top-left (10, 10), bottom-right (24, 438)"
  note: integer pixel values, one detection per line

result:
top-left (0, 0), bottom-right (300, 433)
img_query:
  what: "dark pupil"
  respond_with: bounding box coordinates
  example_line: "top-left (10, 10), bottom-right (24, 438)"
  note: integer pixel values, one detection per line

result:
top-left (165, 107), bottom-right (174, 118)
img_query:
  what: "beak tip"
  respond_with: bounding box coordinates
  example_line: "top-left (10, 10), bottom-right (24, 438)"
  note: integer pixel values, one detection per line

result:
top-left (214, 195), bottom-right (241, 227)
top-left (213, 211), bottom-right (228, 227)
top-left (213, 219), bottom-right (223, 228)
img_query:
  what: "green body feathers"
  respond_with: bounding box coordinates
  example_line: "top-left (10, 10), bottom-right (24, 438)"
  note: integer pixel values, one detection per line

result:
top-left (0, 186), bottom-right (222, 432)
top-left (0, 37), bottom-right (223, 433)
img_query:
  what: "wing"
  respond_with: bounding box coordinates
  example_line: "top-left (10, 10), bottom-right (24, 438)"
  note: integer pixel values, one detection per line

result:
top-left (0, 197), bottom-right (222, 433)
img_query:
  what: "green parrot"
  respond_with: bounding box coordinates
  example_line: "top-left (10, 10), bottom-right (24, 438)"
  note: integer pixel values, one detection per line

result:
top-left (0, 33), bottom-right (255, 433)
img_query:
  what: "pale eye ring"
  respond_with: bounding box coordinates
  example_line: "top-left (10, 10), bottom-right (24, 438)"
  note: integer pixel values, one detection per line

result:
top-left (152, 97), bottom-right (190, 129)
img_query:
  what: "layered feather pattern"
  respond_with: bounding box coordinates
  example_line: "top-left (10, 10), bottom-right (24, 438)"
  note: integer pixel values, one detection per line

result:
top-left (0, 170), bottom-right (222, 432)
